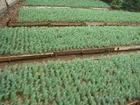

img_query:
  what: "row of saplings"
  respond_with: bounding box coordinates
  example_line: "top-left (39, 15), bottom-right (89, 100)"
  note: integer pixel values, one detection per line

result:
top-left (107, 0), bottom-right (140, 11)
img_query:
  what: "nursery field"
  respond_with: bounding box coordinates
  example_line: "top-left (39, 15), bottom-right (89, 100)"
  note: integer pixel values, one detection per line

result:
top-left (26, 0), bottom-right (109, 8)
top-left (0, 0), bottom-right (140, 104)
top-left (0, 53), bottom-right (140, 105)
top-left (0, 26), bottom-right (140, 55)
top-left (18, 7), bottom-right (140, 22)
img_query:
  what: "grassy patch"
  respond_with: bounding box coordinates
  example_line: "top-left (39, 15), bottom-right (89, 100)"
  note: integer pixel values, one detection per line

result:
top-left (19, 7), bottom-right (140, 22)
top-left (26, 0), bottom-right (109, 8)
top-left (0, 53), bottom-right (140, 105)
top-left (0, 26), bottom-right (140, 55)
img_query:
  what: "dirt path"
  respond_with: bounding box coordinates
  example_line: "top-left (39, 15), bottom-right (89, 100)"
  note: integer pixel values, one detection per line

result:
top-left (0, 50), bottom-right (140, 69)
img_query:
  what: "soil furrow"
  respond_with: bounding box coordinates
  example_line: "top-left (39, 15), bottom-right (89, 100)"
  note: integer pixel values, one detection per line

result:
top-left (8, 21), bottom-right (140, 27)
top-left (0, 45), bottom-right (140, 63)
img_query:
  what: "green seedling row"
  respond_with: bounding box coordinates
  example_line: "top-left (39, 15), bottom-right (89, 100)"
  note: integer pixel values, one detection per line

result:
top-left (26, 0), bottom-right (109, 8)
top-left (19, 7), bottom-right (140, 22)
top-left (0, 26), bottom-right (140, 55)
top-left (0, 53), bottom-right (140, 105)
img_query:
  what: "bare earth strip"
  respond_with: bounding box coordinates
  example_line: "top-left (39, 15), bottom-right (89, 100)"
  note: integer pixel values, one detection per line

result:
top-left (23, 5), bottom-right (110, 10)
top-left (8, 21), bottom-right (140, 27)
top-left (0, 45), bottom-right (140, 63)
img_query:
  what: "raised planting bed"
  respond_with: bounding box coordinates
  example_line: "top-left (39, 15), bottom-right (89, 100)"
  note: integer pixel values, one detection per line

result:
top-left (26, 0), bottom-right (110, 8)
top-left (0, 26), bottom-right (140, 56)
top-left (18, 7), bottom-right (140, 23)
top-left (0, 53), bottom-right (140, 105)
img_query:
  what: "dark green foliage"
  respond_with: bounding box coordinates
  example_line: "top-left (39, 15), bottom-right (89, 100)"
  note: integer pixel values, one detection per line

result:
top-left (111, 0), bottom-right (140, 11)
top-left (111, 0), bottom-right (124, 8)
top-left (123, 0), bottom-right (140, 10)
top-left (0, 53), bottom-right (140, 105)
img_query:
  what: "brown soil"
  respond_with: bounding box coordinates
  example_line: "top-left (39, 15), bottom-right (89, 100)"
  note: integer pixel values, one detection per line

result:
top-left (0, 0), bottom-right (25, 27)
top-left (8, 21), bottom-right (140, 27)
top-left (127, 99), bottom-right (140, 105)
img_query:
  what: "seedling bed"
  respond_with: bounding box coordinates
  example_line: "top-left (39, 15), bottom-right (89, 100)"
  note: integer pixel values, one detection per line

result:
top-left (8, 7), bottom-right (140, 27)
top-left (0, 26), bottom-right (140, 56)
top-left (25, 0), bottom-right (110, 8)
top-left (18, 7), bottom-right (140, 23)
top-left (0, 53), bottom-right (140, 105)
